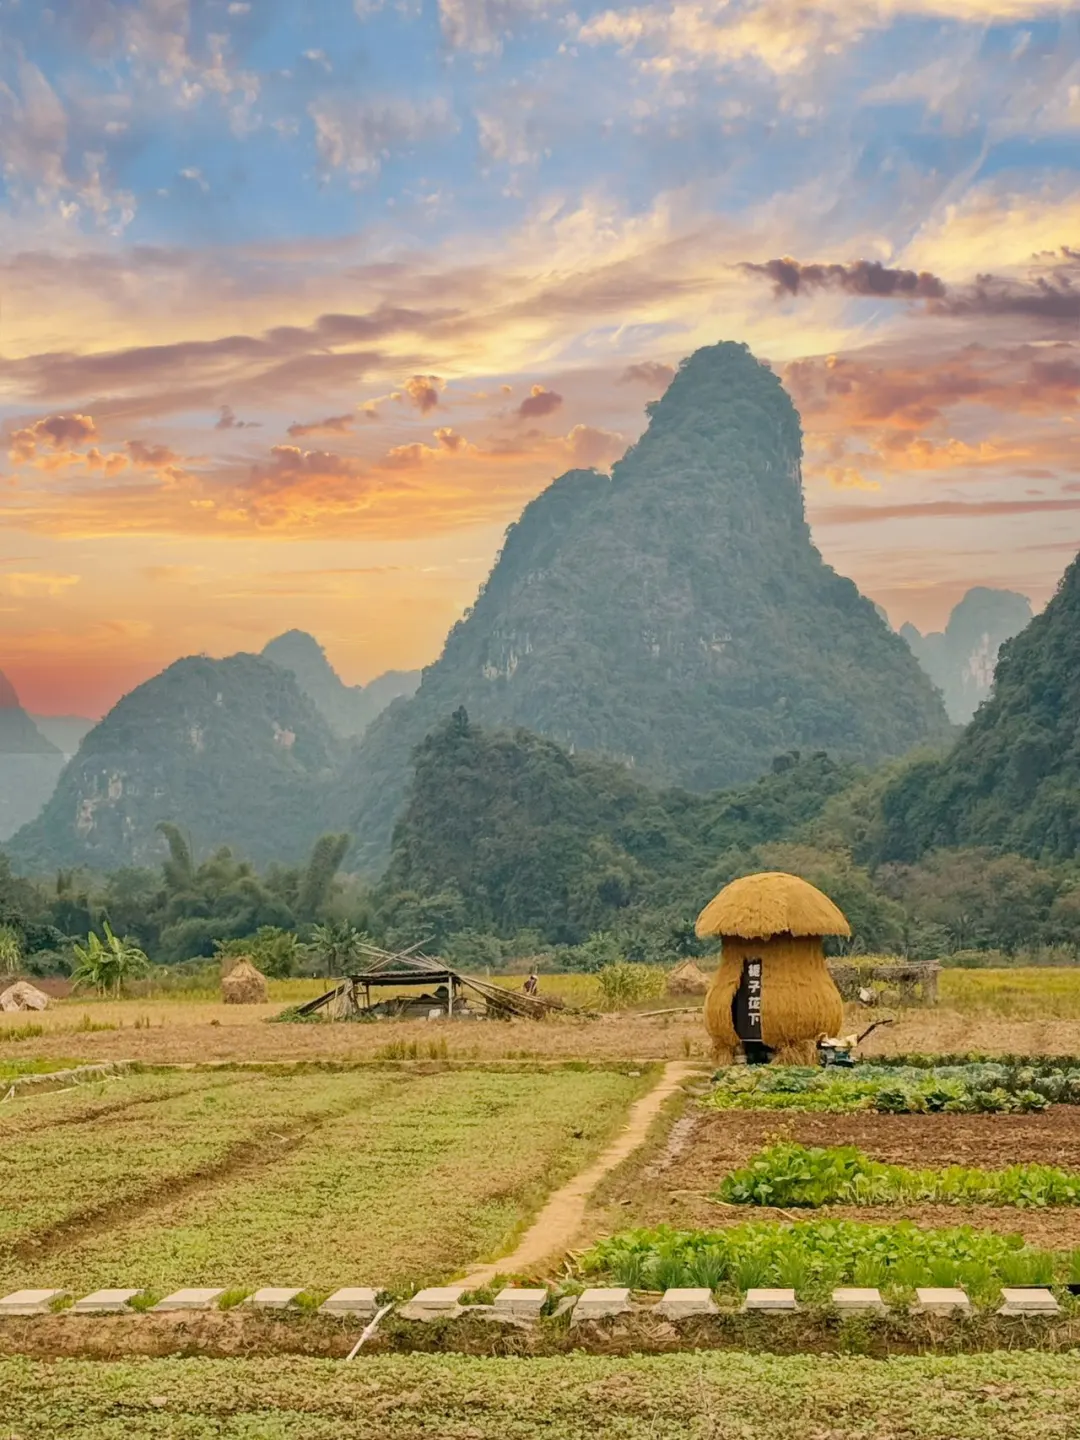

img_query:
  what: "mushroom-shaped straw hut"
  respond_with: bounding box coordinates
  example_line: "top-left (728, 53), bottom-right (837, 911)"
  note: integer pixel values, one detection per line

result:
top-left (696, 871), bottom-right (849, 1065)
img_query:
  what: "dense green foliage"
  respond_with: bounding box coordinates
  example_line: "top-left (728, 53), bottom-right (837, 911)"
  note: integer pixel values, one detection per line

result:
top-left (581, 1219), bottom-right (1066, 1296)
top-left (330, 341), bottom-right (951, 871)
top-left (379, 707), bottom-right (890, 949)
top-left (719, 1143), bottom-right (1080, 1208)
top-left (0, 825), bottom-right (357, 969)
top-left (375, 709), bottom-right (1080, 957)
top-left (879, 553), bottom-right (1080, 861)
top-left (705, 1063), bottom-right (1073, 1114)
top-left (7, 654), bottom-right (344, 872)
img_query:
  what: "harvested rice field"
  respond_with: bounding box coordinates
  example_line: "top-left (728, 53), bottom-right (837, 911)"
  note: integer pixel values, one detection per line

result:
top-left (0, 1063), bottom-right (651, 1295)
top-left (2, 1351), bottom-right (1079, 1439)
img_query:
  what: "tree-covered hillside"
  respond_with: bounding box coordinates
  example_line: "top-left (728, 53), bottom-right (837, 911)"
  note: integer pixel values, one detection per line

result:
top-left (330, 341), bottom-right (951, 870)
top-left (878, 551), bottom-right (1080, 862)
top-left (8, 654), bottom-right (342, 871)
top-left (378, 707), bottom-right (882, 949)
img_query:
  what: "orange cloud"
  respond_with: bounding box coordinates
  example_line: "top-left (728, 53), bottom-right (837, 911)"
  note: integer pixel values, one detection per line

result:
top-left (517, 384), bottom-right (563, 419)
top-left (286, 412), bottom-right (357, 438)
top-left (401, 375), bottom-right (443, 413)
top-left (9, 412), bottom-right (97, 462)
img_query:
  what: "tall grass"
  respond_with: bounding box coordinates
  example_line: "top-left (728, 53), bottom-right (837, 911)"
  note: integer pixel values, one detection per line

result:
top-left (940, 968), bottom-right (1080, 1019)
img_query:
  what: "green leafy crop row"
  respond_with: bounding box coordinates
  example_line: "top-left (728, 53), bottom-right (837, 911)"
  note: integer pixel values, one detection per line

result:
top-left (705, 1063), bottom-right (1075, 1114)
top-left (581, 1220), bottom-right (1080, 1299)
top-left (720, 1143), bottom-right (1080, 1209)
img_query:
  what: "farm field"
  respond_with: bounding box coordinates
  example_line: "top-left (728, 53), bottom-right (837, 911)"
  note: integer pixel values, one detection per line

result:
top-left (0, 1064), bottom-right (650, 1295)
top-left (588, 1105), bottom-right (1080, 1250)
top-left (7, 969), bottom-right (1080, 1068)
top-left (1, 1351), bottom-right (1078, 1439)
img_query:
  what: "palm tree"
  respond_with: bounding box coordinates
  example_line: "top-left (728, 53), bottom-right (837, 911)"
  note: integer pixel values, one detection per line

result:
top-left (305, 921), bottom-right (368, 979)
top-left (71, 922), bottom-right (150, 997)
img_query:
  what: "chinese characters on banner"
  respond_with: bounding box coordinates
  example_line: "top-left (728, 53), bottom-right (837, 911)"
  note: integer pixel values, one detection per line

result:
top-left (734, 955), bottom-right (763, 1042)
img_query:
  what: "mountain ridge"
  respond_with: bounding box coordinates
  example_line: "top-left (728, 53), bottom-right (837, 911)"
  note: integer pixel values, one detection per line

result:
top-left (261, 630), bottom-right (419, 738)
top-left (326, 339), bottom-right (953, 871)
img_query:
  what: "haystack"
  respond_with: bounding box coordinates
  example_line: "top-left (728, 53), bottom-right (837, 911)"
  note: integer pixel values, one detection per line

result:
top-left (220, 957), bottom-right (268, 1005)
top-left (666, 959), bottom-right (710, 997)
top-left (696, 871), bottom-right (848, 1065)
top-left (0, 980), bottom-right (51, 1013)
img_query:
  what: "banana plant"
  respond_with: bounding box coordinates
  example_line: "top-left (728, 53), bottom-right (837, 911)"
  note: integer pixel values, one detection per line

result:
top-left (71, 921), bottom-right (150, 997)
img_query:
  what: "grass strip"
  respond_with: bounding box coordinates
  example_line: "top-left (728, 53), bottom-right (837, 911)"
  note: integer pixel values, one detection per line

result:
top-left (1, 1352), bottom-right (1079, 1438)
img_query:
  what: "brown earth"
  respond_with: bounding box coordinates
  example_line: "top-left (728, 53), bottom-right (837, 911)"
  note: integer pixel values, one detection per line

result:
top-left (588, 1106), bottom-right (1080, 1250)
top-left (7, 1005), bottom-right (1080, 1067)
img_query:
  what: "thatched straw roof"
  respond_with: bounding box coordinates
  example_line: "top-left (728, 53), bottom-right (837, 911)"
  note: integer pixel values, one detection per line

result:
top-left (695, 871), bottom-right (850, 940)
top-left (221, 957), bottom-right (268, 1005)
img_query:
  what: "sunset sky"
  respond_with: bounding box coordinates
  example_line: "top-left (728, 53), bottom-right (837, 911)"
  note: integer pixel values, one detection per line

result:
top-left (1, 0), bottom-right (1078, 718)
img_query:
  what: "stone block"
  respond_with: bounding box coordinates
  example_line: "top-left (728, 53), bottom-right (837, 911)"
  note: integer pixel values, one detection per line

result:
top-left (915, 1287), bottom-right (971, 1316)
top-left (0, 1289), bottom-right (69, 1316)
top-left (319, 1287), bottom-right (379, 1317)
top-left (151, 1288), bottom-right (225, 1312)
top-left (246, 1288), bottom-right (303, 1310)
top-left (998, 1287), bottom-right (1060, 1316)
top-left (832, 1287), bottom-right (887, 1314)
top-left (71, 1289), bottom-right (142, 1315)
top-left (397, 1285), bottom-right (466, 1320)
top-left (742, 1288), bottom-right (798, 1312)
top-left (570, 1287), bottom-right (631, 1323)
top-left (493, 1287), bottom-right (548, 1319)
top-left (655, 1288), bottom-right (718, 1319)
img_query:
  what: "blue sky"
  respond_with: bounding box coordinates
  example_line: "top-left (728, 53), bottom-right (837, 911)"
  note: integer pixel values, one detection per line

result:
top-left (0, 0), bottom-right (1078, 715)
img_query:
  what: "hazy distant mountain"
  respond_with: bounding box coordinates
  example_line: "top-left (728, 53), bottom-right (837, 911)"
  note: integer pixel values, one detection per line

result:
top-left (261, 631), bottom-right (419, 738)
top-left (327, 340), bottom-right (952, 871)
top-left (900, 588), bottom-right (1034, 724)
top-left (879, 551), bottom-right (1080, 861)
top-left (31, 714), bottom-right (95, 757)
top-left (0, 672), bottom-right (65, 841)
top-left (9, 654), bottom-right (342, 870)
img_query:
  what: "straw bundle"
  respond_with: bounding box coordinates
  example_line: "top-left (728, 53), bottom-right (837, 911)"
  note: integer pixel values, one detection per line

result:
top-left (221, 957), bottom-right (268, 1005)
top-left (666, 959), bottom-right (710, 996)
top-left (703, 935), bottom-right (844, 1063)
top-left (696, 873), bottom-right (848, 1065)
top-left (0, 980), bottom-right (51, 1012)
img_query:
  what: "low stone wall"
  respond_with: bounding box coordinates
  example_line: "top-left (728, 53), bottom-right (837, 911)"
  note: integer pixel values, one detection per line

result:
top-left (828, 961), bottom-right (940, 1007)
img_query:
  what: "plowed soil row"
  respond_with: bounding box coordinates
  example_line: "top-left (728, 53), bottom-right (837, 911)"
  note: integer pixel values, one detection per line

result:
top-left (591, 1106), bottom-right (1080, 1248)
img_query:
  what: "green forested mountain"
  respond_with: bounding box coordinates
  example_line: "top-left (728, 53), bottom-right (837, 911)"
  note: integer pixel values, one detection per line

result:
top-left (0, 671), bottom-right (65, 841)
top-left (332, 341), bottom-right (952, 870)
top-left (378, 707), bottom-right (885, 948)
top-left (879, 551), bottom-right (1080, 862)
top-left (261, 630), bottom-right (419, 738)
top-left (900, 587), bottom-right (1033, 724)
top-left (7, 654), bottom-right (342, 871)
